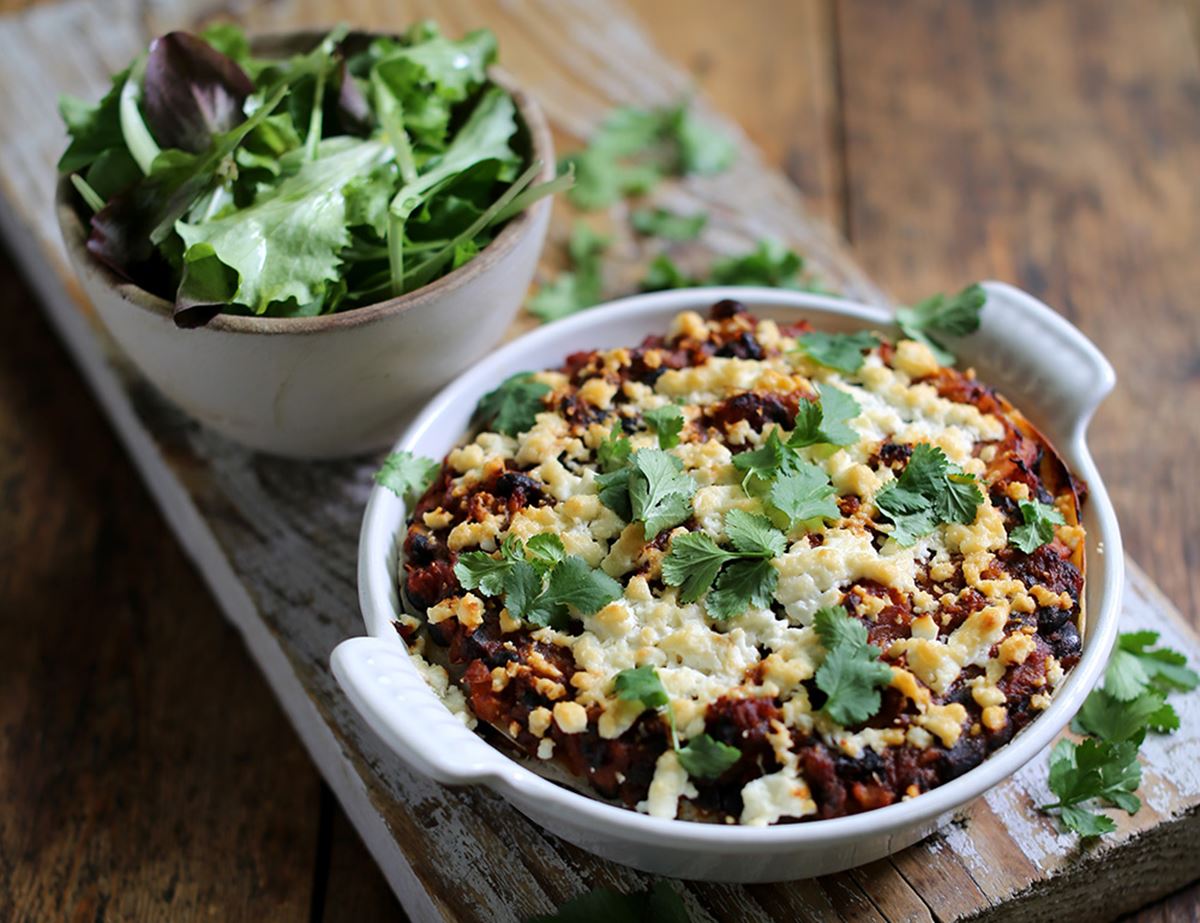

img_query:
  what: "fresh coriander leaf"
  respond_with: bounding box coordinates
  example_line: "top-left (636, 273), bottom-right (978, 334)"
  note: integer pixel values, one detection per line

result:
top-left (1104, 648), bottom-right (1152, 702)
top-left (788, 383), bottom-right (861, 448)
top-left (639, 253), bottom-right (698, 292)
top-left (661, 532), bottom-right (734, 603)
top-left (937, 473), bottom-right (986, 525)
top-left (1009, 500), bottom-right (1066, 554)
top-left (527, 222), bottom-right (609, 322)
top-left (597, 421), bottom-right (633, 473)
top-left (628, 450), bottom-right (695, 539)
top-left (374, 450), bottom-right (439, 504)
top-left (595, 467), bottom-right (633, 521)
top-left (731, 429), bottom-right (802, 491)
top-left (543, 555), bottom-right (622, 616)
top-left (1072, 688), bottom-right (1175, 742)
top-left (1042, 737), bottom-right (1142, 825)
top-left (671, 104), bottom-right (736, 175)
top-left (724, 509), bottom-right (787, 558)
top-left (644, 404), bottom-right (685, 449)
top-left (768, 465), bottom-right (840, 529)
top-left (614, 665), bottom-right (669, 710)
top-left (710, 239), bottom-right (805, 288)
top-left (706, 557), bottom-right (777, 620)
top-left (813, 605), bottom-right (894, 726)
top-left (895, 283), bottom-right (986, 366)
top-left (1059, 804), bottom-right (1118, 838)
top-left (525, 533), bottom-right (566, 572)
top-left (873, 484), bottom-right (937, 546)
top-left (1114, 631), bottom-right (1200, 694)
top-left (676, 733), bottom-right (741, 779)
top-left (502, 558), bottom-right (544, 621)
top-left (630, 207), bottom-right (708, 241)
top-left (795, 330), bottom-right (879, 374)
top-left (476, 372), bottom-right (551, 436)
top-left (874, 444), bottom-right (982, 544)
top-left (453, 549), bottom-right (512, 597)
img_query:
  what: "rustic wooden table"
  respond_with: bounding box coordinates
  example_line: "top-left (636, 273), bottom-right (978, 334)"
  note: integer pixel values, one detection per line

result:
top-left (2, 1), bottom-right (1198, 920)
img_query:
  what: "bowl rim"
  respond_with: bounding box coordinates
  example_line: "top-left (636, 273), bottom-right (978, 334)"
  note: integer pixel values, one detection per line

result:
top-left (54, 32), bottom-right (555, 337)
top-left (351, 283), bottom-right (1124, 849)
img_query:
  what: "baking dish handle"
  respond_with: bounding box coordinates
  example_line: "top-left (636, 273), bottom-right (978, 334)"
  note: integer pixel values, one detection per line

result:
top-left (331, 636), bottom-right (499, 785)
top-left (962, 281), bottom-right (1116, 439)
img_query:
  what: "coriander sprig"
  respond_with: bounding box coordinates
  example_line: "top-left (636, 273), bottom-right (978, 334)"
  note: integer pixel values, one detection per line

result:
top-left (873, 443), bottom-right (983, 545)
top-left (613, 664), bottom-right (741, 780)
top-left (454, 533), bottom-right (620, 628)
top-left (813, 605), bottom-right (894, 726)
top-left (1043, 630), bottom-right (1197, 838)
top-left (596, 448), bottom-right (696, 539)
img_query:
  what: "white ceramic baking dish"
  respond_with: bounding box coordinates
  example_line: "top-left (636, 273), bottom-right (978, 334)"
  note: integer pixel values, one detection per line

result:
top-left (332, 282), bottom-right (1122, 882)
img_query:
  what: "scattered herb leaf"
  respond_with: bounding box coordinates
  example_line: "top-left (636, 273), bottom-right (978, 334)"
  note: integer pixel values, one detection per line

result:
top-left (874, 443), bottom-right (983, 545)
top-left (789, 383), bottom-right (861, 448)
top-left (1009, 500), bottom-right (1067, 554)
top-left (895, 283), bottom-right (986, 366)
top-left (373, 449), bottom-right (439, 504)
top-left (813, 605), bottom-right (894, 726)
top-left (630, 207), bottom-right (708, 241)
top-left (644, 404), bottom-right (685, 449)
top-left (795, 330), bottom-right (879, 374)
top-left (676, 733), bottom-right (741, 779)
top-left (475, 372), bottom-right (551, 436)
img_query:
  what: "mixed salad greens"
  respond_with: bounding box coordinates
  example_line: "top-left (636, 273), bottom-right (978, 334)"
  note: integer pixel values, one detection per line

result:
top-left (58, 22), bottom-right (566, 326)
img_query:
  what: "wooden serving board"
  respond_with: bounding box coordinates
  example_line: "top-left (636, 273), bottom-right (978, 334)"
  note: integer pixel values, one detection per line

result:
top-left (1, 0), bottom-right (1197, 920)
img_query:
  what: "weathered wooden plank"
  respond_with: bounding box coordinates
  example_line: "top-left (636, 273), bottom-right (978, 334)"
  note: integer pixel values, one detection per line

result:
top-left (0, 244), bottom-right (322, 922)
top-left (0, 1), bottom-right (1196, 921)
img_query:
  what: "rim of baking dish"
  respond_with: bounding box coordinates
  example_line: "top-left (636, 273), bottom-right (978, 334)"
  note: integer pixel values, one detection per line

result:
top-left (350, 283), bottom-right (1123, 849)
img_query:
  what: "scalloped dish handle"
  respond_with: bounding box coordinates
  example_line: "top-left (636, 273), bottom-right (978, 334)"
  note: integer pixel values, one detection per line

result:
top-left (331, 636), bottom-right (496, 785)
top-left (959, 282), bottom-right (1116, 442)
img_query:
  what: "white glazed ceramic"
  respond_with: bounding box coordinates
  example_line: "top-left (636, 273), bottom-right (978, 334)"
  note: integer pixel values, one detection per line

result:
top-left (55, 63), bottom-right (553, 460)
top-left (334, 283), bottom-right (1123, 882)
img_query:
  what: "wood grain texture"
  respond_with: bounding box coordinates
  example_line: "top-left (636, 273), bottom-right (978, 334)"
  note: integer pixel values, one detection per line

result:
top-left (0, 244), bottom-right (323, 922)
top-left (0, 0), bottom-right (1197, 921)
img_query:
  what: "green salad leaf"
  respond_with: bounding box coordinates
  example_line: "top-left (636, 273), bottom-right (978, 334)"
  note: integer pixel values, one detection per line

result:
top-left (58, 21), bottom-right (569, 327)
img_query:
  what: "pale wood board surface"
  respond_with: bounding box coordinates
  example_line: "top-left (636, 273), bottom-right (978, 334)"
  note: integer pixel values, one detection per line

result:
top-left (0, 0), bottom-right (1197, 921)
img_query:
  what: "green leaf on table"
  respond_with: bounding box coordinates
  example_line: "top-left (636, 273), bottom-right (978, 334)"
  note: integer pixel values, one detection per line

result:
top-left (639, 253), bottom-right (698, 292)
top-left (710, 239), bottom-right (805, 288)
top-left (630, 207), bottom-right (708, 241)
top-left (528, 222), bottom-right (610, 322)
top-left (1041, 736), bottom-right (1143, 836)
top-left (373, 449), bottom-right (440, 505)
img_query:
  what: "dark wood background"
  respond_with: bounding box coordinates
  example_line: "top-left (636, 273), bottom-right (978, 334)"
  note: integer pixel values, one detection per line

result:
top-left (2, 1), bottom-right (1198, 920)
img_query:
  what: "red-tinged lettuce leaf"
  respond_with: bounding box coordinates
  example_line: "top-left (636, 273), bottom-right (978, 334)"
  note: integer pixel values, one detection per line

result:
top-left (143, 31), bottom-right (254, 153)
top-left (87, 86), bottom-right (287, 291)
top-left (334, 58), bottom-right (373, 136)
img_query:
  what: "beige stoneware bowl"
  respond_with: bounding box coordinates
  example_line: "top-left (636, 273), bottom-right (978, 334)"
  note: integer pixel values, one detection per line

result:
top-left (56, 38), bottom-right (553, 459)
